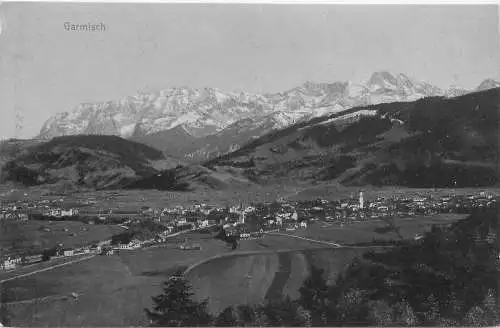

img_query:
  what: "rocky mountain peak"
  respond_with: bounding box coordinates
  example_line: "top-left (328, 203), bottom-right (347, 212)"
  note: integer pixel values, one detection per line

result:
top-left (476, 78), bottom-right (500, 92)
top-left (367, 71), bottom-right (399, 89)
top-left (37, 72), bottom-right (500, 148)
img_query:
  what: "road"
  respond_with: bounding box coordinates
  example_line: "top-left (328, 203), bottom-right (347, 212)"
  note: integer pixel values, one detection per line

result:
top-left (265, 232), bottom-right (342, 247)
top-left (0, 255), bottom-right (96, 283)
top-left (266, 231), bottom-right (396, 249)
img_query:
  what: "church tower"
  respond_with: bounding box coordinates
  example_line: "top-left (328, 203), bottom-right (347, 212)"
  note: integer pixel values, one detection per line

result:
top-left (359, 190), bottom-right (364, 210)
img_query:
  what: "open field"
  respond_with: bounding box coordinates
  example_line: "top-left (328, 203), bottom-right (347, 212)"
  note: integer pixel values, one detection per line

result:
top-left (0, 233), bottom-right (328, 326)
top-left (292, 213), bottom-right (468, 244)
top-left (1, 184), bottom-right (294, 210)
top-left (0, 220), bottom-right (123, 256)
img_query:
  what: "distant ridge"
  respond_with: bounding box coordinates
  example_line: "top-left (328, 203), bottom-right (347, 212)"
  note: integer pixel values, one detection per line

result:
top-left (0, 135), bottom-right (168, 189)
top-left (203, 87), bottom-right (499, 189)
top-left (36, 73), bottom-right (500, 163)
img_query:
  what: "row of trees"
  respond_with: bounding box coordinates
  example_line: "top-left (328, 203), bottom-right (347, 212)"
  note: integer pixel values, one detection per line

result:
top-left (145, 209), bottom-right (498, 327)
top-left (111, 220), bottom-right (169, 245)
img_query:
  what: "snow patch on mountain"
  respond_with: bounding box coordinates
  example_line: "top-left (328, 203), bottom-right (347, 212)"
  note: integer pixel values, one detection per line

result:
top-left (37, 73), bottom-right (500, 142)
top-left (120, 123), bottom-right (137, 138)
top-left (317, 109), bottom-right (378, 126)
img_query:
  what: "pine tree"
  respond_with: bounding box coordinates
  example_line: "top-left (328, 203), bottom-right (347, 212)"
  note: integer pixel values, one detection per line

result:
top-left (297, 264), bottom-right (330, 326)
top-left (465, 306), bottom-right (487, 327)
top-left (335, 288), bottom-right (370, 325)
top-left (234, 304), bottom-right (259, 326)
top-left (421, 294), bottom-right (441, 325)
top-left (259, 296), bottom-right (305, 327)
top-left (145, 275), bottom-right (212, 326)
top-left (367, 300), bottom-right (393, 326)
top-left (479, 288), bottom-right (498, 326)
top-left (393, 298), bottom-right (418, 327)
top-left (213, 307), bottom-right (238, 327)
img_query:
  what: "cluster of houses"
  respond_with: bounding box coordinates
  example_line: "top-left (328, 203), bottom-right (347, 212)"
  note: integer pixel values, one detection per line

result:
top-left (105, 190), bottom-right (497, 239)
top-left (0, 239), bottom-right (113, 271)
top-left (0, 206), bottom-right (30, 221)
top-left (289, 191), bottom-right (497, 225)
top-left (40, 207), bottom-right (79, 218)
top-left (0, 197), bottom-right (80, 222)
top-left (1, 253), bottom-right (43, 270)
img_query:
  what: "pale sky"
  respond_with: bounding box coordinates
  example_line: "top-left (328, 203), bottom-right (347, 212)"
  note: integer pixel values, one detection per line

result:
top-left (0, 3), bottom-right (499, 139)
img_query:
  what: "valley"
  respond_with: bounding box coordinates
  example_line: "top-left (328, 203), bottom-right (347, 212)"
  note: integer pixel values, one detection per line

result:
top-left (0, 69), bottom-right (498, 328)
top-left (2, 2), bottom-right (500, 326)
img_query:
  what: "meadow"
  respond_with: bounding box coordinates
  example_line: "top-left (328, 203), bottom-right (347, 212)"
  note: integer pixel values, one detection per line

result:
top-left (291, 213), bottom-right (468, 245)
top-left (0, 220), bottom-right (125, 256)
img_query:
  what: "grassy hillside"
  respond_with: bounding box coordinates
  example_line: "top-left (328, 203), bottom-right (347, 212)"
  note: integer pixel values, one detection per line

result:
top-left (204, 88), bottom-right (499, 188)
top-left (186, 248), bottom-right (375, 315)
top-left (0, 135), bottom-right (165, 189)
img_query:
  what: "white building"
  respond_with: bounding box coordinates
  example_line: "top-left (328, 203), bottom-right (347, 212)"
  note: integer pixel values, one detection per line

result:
top-left (244, 206), bottom-right (255, 213)
top-left (176, 218), bottom-right (187, 226)
top-left (63, 249), bottom-right (74, 257)
top-left (240, 233), bottom-right (251, 239)
top-left (50, 209), bottom-right (62, 217)
top-left (61, 208), bottom-right (78, 216)
top-left (1, 261), bottom-right (16, 270)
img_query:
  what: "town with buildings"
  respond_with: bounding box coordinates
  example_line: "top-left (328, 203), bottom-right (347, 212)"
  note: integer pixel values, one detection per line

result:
top-left (1, 190), bottom-right (497, 272)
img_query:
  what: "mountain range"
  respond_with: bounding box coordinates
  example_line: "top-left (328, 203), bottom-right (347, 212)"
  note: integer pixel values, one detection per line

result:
top-left (3, 87), bottom-right (498, 191)
top-left (37, 72), bottom-right (500, 163)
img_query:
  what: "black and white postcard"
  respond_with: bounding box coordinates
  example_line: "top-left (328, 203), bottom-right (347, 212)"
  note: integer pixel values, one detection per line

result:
top-left (0, 1), bottom-right (498, 326)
